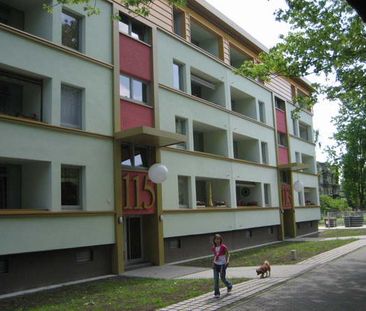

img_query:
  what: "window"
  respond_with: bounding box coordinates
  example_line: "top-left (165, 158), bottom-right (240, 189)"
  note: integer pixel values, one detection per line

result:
top-left (61, 10), bottom-right (81, 51)
top-left (76, 249), bottom-right (93, 263)
top-left (278, 133), bottom-right (288, 147)
top-left (295, 152), bottom-right (301, 164)
top-left (193, 131), bottom-right (204, 152)
top-left (258, 101), bottom-right (266, 123)
top-left (0, 3), bottom-right (24, 30)
top-left (230, 45), bottom-right (252, 68)
top-left (168, 238), bottom-right (181, 249)
top-left (275, 97), bottom-right (286, 111)
top-left (173, 62), bottom-right (184, 91)
top-left (173, 8), bottom-right (185, 37)
top-left (233, 141), bottom-right (239, 158)
top-left (298, 191), bottom-right (304, 206)
top-left (0, 164), bottom-right (21, 210)
top-left (178, 176), bottom-right (189, 208)
top-left (0, 258), bottom-right (9, 274)
top-left (120, 75), bottom-right (149, 105)
top-left (118, 13), bottom-right (150, 44)
top-left (61, 85), bottom-right (82, 129)
top-left (121, 144), bottom-right (153, 168)
top-left (299, 122), bottom-right (311, 141)
top-left (0, 71), bottom-right (42, 121)
top-left (175, 117), bottom-right (187, 149)
top-left (292, 117), bottom-right (298, 136)
top-left (264, 183), bottom-right (271, 206)
top-left (61, 166), bottom-right (82, 210)
top-left (261, 142), bottom-right (268, 164)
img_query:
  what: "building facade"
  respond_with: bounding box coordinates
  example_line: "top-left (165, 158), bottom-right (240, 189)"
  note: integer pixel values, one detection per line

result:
top-left (0, 0), bottom-right (320, 294)
top-left (317, 162), bottom-right (341, 197)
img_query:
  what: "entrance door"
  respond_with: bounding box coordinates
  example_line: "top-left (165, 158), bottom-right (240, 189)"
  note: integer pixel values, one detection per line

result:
top-left (125, 216), bottom-right (143, 264)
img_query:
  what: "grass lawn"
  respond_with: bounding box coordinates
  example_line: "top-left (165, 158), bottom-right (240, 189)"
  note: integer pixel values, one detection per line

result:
top-left (319, 228), bottom-right (366, 238)
top-left (183, 239), bottom-right (356, 268)
top-left (0, 277), bottom-right (247, 311)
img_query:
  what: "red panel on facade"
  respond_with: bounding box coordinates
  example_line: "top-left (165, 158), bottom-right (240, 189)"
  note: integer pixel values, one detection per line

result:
top-left (121, 100), bottom-right (154, 130)
top-left (120, 34), bottom-right (152, 81)
top-left (276, 109), bottom-right (287, 133)
top-left (278, 146), bottom-right (289, 165)
top-left (122, 170), bottom-right (156, 215)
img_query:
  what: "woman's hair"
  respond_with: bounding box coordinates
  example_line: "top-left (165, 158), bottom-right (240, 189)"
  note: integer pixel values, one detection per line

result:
top-left (213, 233), bottom-right (223, 245)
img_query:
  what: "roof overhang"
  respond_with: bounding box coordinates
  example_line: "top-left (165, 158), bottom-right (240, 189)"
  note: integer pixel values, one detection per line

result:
top-left (115, 126), bottom-right (186, 147)
top-left (278, 162), bottom-right (310, 171)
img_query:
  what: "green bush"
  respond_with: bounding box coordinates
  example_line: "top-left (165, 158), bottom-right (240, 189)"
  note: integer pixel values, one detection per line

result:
top-left (320, 195), bottom-right (350, 213)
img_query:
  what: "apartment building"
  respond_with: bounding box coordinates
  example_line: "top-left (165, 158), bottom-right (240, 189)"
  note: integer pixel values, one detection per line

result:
top-left (115, 0), bottom-right (320, 264)
top-left (0, 0), bottom-right (320, 294)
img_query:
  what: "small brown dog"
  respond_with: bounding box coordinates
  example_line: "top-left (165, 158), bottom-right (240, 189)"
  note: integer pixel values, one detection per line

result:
top-left (256, 260), bottom-right (271, 278)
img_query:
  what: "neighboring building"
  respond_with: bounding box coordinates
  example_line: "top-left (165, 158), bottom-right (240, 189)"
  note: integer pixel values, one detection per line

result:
top-left (0, 0), bottom-right (116, 294)
top-left (317, 162), bottom-right (341, 197)
top-left (0, 0), bottom-right (321, 294)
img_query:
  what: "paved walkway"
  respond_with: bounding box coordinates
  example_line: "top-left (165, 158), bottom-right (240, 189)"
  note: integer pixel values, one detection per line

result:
top-left (121, 235), bottom-right (366, 311)
top-left (154, 236), bottom-right (366, 311)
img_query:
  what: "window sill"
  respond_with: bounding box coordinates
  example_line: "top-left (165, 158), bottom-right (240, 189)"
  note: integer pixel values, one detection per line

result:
top-left (0, 210), bottom-right (115, 217)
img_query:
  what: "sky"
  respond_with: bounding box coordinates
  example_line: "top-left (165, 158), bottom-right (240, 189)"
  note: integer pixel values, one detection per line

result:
top-left (206, 0), bottom-right (338, 162)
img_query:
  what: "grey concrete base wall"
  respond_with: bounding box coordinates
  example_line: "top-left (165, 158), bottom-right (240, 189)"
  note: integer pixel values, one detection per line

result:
top-left (0, 245), bottom-right (113, 295)
top-left (165, 226), bottom-right (280, 263)
top-left (296, 221), bottom-right (318, 236)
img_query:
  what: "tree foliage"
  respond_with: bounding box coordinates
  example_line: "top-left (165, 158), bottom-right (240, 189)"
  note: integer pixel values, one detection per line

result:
top-left (48, 0), bottom-right (186, 16)
top-left (320, 195), bottom-right (349, 214)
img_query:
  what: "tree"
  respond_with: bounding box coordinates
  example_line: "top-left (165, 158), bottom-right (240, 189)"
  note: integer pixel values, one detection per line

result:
top-left (236, 0), bottom-right (366, 208)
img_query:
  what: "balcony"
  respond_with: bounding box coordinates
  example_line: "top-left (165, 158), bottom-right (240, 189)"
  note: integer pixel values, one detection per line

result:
top-left (233, 133), bottom-right (260, 163)
top-left (0, 70), bottom-right (43, 122)
top-left (190, 69), bottom-right (225, 107)
top-left (0, 159), bottom-right (50, 211)
top-left (302, 153), bottom-right (316, 174)
top-left (190, 18), bottom-right (221, 59)
top-left (229, 45), bottom-right (252, 68)
top-left (0, 0), bottom-right (53, 41)
top-left (304, 187), bottom-right (318, 206)
top-left (299, 122), bottom-right (313, 143)
top-left (230, 86), bottom-right (257, 120)
top-left (236, 181), bottom-right (262, 207)
top-left (195, 177), bottom-right (230, 208)
top-left (193, 121), bottom-right (228, 157)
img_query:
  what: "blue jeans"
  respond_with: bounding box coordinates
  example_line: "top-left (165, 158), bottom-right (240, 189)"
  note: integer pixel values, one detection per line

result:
top-left (213, 264), bottom-right (232, 295)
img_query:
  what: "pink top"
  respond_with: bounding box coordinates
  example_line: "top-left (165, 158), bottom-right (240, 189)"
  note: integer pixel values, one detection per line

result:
top-left (211, 244), bottom-right (228, 265)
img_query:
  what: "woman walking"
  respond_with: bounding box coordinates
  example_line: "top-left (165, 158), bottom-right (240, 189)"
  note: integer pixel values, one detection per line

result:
top-left (211, 234), bottom-right (232, 298)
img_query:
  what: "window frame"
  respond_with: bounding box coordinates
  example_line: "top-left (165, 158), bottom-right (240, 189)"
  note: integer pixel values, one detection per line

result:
top-left (61, 165), bottom-right (82, 210)
top-left (173, 61), bottom-right (185, 91)
top-left (175, 116), bottom-right (187, 149)
top-left (261, 141), bottom-right (269, 164)
top-left (178, 175), bottom-right (190, 208)
top-left (61, 9), bottom-right (82, 51)
top-left (258, 100), bottom-right (266, 123)
top-left (118, 13), bottom-right (151, 44)
top-left (264, 183), bottom-right (271, 206)
top-left (121, 143), bottom-right (154, 169)
top-left (120, 74), bottom-right (150, 106)
top-left (60, 84), bottom-right (83, 129)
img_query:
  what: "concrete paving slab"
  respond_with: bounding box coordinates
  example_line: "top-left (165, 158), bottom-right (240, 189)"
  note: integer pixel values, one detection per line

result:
top-left (121, 265), bottom-right (208, 279)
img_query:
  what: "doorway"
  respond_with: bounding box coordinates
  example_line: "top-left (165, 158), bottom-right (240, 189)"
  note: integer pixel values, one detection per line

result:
top-left (124, 216), bottom-right (143, 264)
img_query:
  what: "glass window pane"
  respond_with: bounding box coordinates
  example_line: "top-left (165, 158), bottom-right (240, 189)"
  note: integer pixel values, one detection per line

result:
top-left (178, 176), bottom-right (189, 207)
top-left (173, 63), bottom-right (180, 90)
top-left (134, 146), bottom-right (150, 167)
top-left (132, 79), bottom-right (148, 103)
top-left (61, 85), bottom-right (82, 129)
top-left (61, 167), bottom-right (81, 208)
top-left (120, 75), bottom-right (130, 98)
top-left (118, 14), bottom-right (129, 34)
top-left (121, 144), bottom-right (132, 166)
top-left (131, 21), bottom-right (149, 43)
top-left (61, 11), bottom-right (80, 51)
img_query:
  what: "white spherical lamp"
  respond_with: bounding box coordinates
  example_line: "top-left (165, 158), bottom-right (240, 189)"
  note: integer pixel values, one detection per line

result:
top-left (148, 163), bottom-right (168, 184)
top-left (294, 180), bottom-right (304, 192)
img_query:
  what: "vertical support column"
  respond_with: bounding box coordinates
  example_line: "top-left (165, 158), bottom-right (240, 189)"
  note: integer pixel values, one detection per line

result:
top-left (112, 4), bottom-right (124, 274)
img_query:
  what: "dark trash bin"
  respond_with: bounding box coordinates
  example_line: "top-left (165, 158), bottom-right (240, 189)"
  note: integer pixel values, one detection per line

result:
top-left (344, 216), bottom-right (364, 227)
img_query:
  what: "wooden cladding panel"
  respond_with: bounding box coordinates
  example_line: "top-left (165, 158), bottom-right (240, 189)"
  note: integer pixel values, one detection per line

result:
top-left (223, 38), bottom-right (230, 65)
top-left (265, 76), bottom-right (292, 101)
top-left (146, 0), bottom-right (173, 31)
